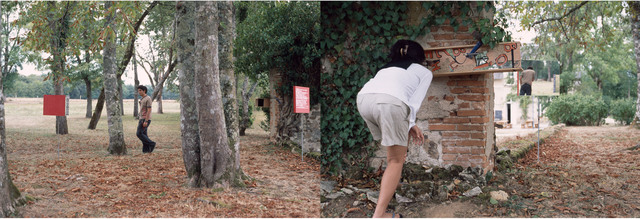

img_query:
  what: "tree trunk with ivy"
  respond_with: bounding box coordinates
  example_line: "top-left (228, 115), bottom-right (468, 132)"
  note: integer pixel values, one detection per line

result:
top-left (631, 2), bottom-right (640, 129)
top-left (103, 1), bottom-right (127, 155)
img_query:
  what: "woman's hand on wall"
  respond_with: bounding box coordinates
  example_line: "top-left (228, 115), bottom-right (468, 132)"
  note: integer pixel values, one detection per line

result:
top-left (409, 125), bottom-right (424, 146)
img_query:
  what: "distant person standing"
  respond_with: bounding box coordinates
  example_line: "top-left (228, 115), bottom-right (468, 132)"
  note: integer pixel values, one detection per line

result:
top-left (520, 67), bottom-right (535, 96)
top-left (137, 85), bottom-right (156, 153)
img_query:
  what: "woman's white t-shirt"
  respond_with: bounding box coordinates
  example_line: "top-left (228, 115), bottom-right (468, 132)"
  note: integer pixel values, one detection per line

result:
top-left (358, 63), bottom-right (433, 130)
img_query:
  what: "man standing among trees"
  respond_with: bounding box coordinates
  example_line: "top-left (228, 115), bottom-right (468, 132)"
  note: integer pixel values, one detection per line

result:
top-left (137, 85), bottom-right (156, 153)
top-left (520, 66), bottom-right (535, 96)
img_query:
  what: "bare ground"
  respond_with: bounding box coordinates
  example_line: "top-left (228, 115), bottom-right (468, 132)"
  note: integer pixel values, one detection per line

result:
top-left (5, 98), bottom-right (320, 217)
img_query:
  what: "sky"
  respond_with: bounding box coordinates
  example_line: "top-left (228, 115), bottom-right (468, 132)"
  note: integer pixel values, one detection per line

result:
top-left (18, 35), bottom-right (155, 87)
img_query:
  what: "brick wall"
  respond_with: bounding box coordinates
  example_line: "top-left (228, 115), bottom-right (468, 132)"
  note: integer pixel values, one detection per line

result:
top-left (370, 2), bottom-right (496, 173)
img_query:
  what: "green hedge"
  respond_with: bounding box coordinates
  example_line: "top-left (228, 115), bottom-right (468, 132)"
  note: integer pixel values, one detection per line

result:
top-left (609, 98), bottom-right (637, 125)
top-left (545, 94), bottom-right (608, 126)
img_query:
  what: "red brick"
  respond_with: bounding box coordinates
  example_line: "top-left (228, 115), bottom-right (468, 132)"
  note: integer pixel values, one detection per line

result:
top-left (457, 33), bottom-right (475, 40)
top-left (430, 124), bottom-right (456, 131)
top-left (457, 124), bottom-right (484, 131)
top-left (444, 95), bottom-right (455, 101)
top-left (443, 146), bottom-right (471, 154)
top-left (450, 87), bottom-right (488, 94)
top-left (449, 161), bottom-right (471, 167)
top-left (434, 34), bottom-right (455, 40)
top-left (442, 132), bottom-right (470, 138)
top-left (457, 81), bottom-right (485, 87)
top-left (442, 154), bottom-right (458, 161)
top-left (471, 102), bottom-right (486, 110)
top-left (441, 140), bottom-right (457, 147)
top-left (469, 117), bottom-right (490, 124)
top-left (428, 96), bottom-right (437, 101)
top-left (447, 81), bottom-right (457, 86)
top-left (459, 140), bottom-right (485, 147)
top-left (470, 132), bottom-right (486, 139)
top-left (458, 95), bottom-right (487, 102)
top-left (450, 112), bottom-right (457, 116)
top-left (443, 118), bottom-right (469, 124)
top-left (469, 155), bottom-right (486, 164)
top-left (428, 118), bottom-right (444, 124)
top-left (459, 103), bottom-right (470, 109)
top-left (457, 110), bottom-right (484, 116)
top-left (470, 147), bottom-right (486, 154)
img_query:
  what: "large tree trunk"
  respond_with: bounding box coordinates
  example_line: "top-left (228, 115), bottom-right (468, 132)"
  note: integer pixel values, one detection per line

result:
top-left (88, 2), bottom-right (157, 129)
top-left (49, 1), bottom-right (72, 135)
top-left (54, 81), bottom-right (68, 135)
top-left (0, 5), bottom-right (22, 215)
top-left (195, 1), bottom-right (242, 188)
top-left (631, 2), bottom-right (640, 129)
top-left (103, 1), bottom-right (126, 155)
top-left (88, 88), bottom-right (105, 129)
top-left (276, 96), bottom-right (298, 142)
top-left (133, 55), bottom-right (139, 119)
top-left (176, 1), bottom-right (201, 187)
top-left (84, 76), bottom-right (92, 118)
top-left (218, 1), bottom-right (241, 171)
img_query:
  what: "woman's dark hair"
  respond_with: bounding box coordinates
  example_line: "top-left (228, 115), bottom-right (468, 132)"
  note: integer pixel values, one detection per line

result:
top-left (389, 39), bottom-right (426, 64)
top-left (527, 66), bottom-right (533, 70)
top-left (137, 85), bottom-right (147, 94)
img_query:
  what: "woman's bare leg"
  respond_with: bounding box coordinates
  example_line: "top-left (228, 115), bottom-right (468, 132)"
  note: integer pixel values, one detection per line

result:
top-left (372, 145), bottom-right (407, 218)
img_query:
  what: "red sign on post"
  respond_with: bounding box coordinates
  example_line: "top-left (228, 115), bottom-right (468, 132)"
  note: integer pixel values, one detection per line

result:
top-left (293, 86), bottom-right (310, 114)
top-left (43, 95), bottom-right (66, 116)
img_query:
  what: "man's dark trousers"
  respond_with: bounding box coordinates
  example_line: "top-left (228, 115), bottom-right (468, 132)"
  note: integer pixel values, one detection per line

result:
top-left (520, 83), bottom-right (532, 96)
top-left (137, 119), bottom-right (156, 153)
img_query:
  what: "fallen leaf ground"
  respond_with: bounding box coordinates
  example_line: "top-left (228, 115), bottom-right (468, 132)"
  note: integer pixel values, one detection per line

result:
top-left (6, 98), bottom-right (320, 217)
top-left (481, 126), bottom-right (640, 217)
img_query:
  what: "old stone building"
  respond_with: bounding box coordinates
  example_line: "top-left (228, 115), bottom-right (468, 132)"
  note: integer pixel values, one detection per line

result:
top-left (367, 2), bottom-right (520, 173)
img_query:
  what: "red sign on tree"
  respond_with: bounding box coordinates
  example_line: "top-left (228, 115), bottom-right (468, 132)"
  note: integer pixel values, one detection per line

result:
top-left (293, 86), bottom-right (310, 114)
top-left (43, 95), bottom-right (66, 116)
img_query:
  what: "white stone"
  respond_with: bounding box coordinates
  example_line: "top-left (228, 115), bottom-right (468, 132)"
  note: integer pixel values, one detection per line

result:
top-left (490, 190), bottom-right (509, 201)
top-left (341, 188), bottom-right (354, 195)
top-left (367, 191), bottom-right (379, 204)
top-left (463, 187), bottom-right (482, 197)
top-left (326, 192), bottom-right (344, 200)
top-left (353, 201), bottom-right (361, 206)
top-left (395, 193), bottom-right (413, 203)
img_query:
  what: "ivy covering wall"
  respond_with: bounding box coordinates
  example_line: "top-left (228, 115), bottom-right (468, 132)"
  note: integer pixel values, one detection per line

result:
top-left (320, 1), bottom-right (511, 175)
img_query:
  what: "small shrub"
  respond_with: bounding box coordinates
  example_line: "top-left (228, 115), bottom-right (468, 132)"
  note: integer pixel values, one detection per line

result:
top-left (610, 98), bottom-right (637, 125)
top-left (545, 94), bottom-right (608, 126)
